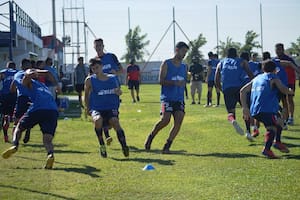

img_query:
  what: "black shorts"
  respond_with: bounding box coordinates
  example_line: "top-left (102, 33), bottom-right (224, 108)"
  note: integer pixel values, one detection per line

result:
top-left (223, 87), bottom-right (241, 112)
top-left (91, 109), bottom-right (119, 127)
top-left (19, 110), bottom-right (58, 135)
top-left (128, 80), bottom-right (140, 90)
top-left (0, 93), bottom-right (17, 115)
top-left (207, 80), bottom-right (215, 88)
top-left (253, 113), bottom-right (279, 127)
top-left (15, 95), bottom-right (31, 119)
top-left (161, 101), bottom-right (185, 115)
top-left (75, 84), bottom-right (85, 93)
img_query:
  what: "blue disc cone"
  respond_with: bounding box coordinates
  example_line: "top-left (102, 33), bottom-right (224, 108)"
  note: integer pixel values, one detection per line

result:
top-left (143, 164), bottom-right (155, 171)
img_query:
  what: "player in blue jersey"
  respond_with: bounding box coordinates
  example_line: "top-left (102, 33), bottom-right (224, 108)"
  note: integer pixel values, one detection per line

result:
top-left (0, 61), bottom-right (18, 142)
top-left (44, 57), bottom-right (60, 99)
top-left (144, 41), bottom-right (189, 154)
top-left (93, 38), bottom-right (124, 145)
top-left (240, 60), bottom-right (294, 158)
top-left (215, 48), bottom-right (254, 141)
top-left (84, 58), bottom-right (129, 158)
top-left (205, 52), bottom-right (220, 107)
top-left (2, 68), bottom-right (58, 169)
top-left (10, 59), bottom-right (32, 143)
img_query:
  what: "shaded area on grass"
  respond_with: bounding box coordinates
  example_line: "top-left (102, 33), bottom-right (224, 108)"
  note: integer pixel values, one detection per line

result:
top-left (0, 184), bottom-right (76, 200)
top-left (54, 165), bottom-right (101, 178)
top-left (111, 157), bottom-right (175, 166)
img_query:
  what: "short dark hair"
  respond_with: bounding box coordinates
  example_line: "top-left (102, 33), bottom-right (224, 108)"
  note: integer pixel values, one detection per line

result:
top-left (45, 57), bottom-right (53, 65)
top-left (94, 38), bottom-right (103, 43)
top-left (89, 58), bottom-right (102, 67)
top-left (36, 60), bottom-right (44, 69)
top-left (262, 51), bottom-right (271, 60)
top-left (227, 48), bottom-right (237, 58)
top-left (240, 52), bottom-right (249, 61)
top-left (21, 58), bottom-right (31, 68)
top-left (6, 61), bottom-right (16, 69)
top-left (275, 43), bottom-right (284, 49)
top-left (175, 41), bottom-right (189, 49)
top-left (262, 60), bottom-right (276, 72)
top-left (78, 57), bottom-right (83, 62)
top-left (208, 51), bottom-right (213, 58)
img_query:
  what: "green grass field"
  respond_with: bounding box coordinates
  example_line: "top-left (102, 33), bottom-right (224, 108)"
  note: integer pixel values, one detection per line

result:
top-left (1, 84), bottom-right (299, 200)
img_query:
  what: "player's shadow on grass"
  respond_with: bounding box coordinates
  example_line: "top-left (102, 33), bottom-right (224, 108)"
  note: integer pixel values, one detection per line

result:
top-left (54, 165), bottom-right (101, 178)
top-left (281, 154), bottom-right (300, 160)
top-left (125, 146), bottom-right (187, 155)
top-left (282, 135), bottom-right (300, 140)
top-left (0, 184), bottom-right (76, 200)
top-left (22, 143), bottom-right (68, 148)
top-left (111, 157), bottom-right (175, 166)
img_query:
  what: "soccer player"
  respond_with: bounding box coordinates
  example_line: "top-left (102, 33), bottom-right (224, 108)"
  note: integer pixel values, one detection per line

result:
top-left (74, 57), bottom-right (88, 107)
top-left (144, 41), bottom-right (189, 154)
top-left (126, 59), bottom-right (141, 103)
top-left (205, 52), bottom-right (220, 107)
top-left (10, 59), bottom-right (32, 143)
top-left (188, 56), bottom-right (203, 104)
top-left (84, 58), bottom-right (129, 158)
top-left (44, 57), bottom-right (60, 99)
top-left (0, 61), bottom-right (18, 142)
top-left (275, 43), bottom-right (298, 125)
top-left (2, 68), bottom-right (58, 169)
top-left (215, 48), bottom-right (254, 141)
top-left (93, 38), bottom-right (124, 144)
top-left (240, 60), bottom-right (294, 158)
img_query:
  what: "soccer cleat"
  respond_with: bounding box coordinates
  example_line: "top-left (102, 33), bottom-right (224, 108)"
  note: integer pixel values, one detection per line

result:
top-left (162, 148), bottom-right (171, 154)
top-left (44, 154), bottom-right (54, 169)
top-left (23, 129), bottom-right (31, 144)
top-left (4, 135), bottom-right (9, 143)
top-left (287, 118), bottom-right (294, 125)
top-left (106, 137), bottom-right (113, 146)
top-left (245, 132), bottom-right (255, 142)
top-left (213, 104), bottom-right (220, 107)
top-left (137, 96), bottom-right (140, 102)
top-left (122, 146), bottom-right (129, 157)
top-left (232, 120), bottom-right (244, 136)
top-left (251, 128), bottom-right (260, 137)
top-left (99, 145), bottom-right (107, 158)
top-left (282, 123), bottom-right (288, 130)
top-left (144, 134), bottom-right (154, 151)
top-left (197, 101), bottom-right (201, 104)
top-left (204, 103), bottom-right (212, 107)
top-left (262, 149), bottom-right (277, 159)
top-left (273, 142), bottom-right (290, 153)
top-left (2, 146), bottom-right (17, 159)
top-left (133, 99), bottom-right (136, 103)
top-left (191, 101), bottom-right (196, 105)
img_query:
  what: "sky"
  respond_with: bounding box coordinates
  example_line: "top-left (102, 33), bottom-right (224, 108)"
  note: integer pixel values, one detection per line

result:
top-left (9, 0), bottom-right (300, 63)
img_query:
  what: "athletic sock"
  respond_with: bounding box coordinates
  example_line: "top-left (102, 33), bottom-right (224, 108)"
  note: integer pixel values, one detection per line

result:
top-left (95, 128), bottom-right (105, 145)
top-left (116, 129), bottom-right (127, 148)
top-left (244, 119), bottom-right (251, 133)
top-left (264, 130), bottom-right (275, 150)
top-left (207, 91), bottom-right (211, 105)
top-left (217, 92), bottom-right (220, 105)
top-left (275, 126), bottom-right (283, 143)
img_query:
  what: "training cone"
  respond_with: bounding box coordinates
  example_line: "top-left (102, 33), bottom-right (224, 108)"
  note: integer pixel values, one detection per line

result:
top-left (142, 164), bottom-right (155, 171)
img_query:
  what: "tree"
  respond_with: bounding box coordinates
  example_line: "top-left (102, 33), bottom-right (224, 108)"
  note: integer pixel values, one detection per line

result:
top-left (217, 37), bottom-right (241, 58)
top-left (240, 30), bottom-right (261, 55)
top-left (122, 26), bottom-right (150, 63)
top-left (287, 36), bottom-right (300, 62)
top-left (185, 33), bottom-right (207, 65)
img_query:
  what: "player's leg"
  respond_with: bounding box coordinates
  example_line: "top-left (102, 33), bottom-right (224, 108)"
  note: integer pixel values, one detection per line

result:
top-left (197, 81), bottom-right (202, 104)
top-left (190, 82), bottom-right (196, 104)
top-left (135, 81), bottom-right (140, 102)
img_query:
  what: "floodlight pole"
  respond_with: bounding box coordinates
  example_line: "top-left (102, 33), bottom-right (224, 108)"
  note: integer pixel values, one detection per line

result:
top-left (216, 5), bottom-right (219, 56)
top-left (173, 7), bottom-right (176, 50)
top-left (260, 3), bottom-right (264, 55)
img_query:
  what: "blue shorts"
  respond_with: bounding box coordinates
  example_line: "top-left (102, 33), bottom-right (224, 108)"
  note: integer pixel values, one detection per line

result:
top-left (253, 113), bottom-right (279, 127)
top-left (19, 110), bottom-right (58, 135)
top-left (223, 87), bottom-right (241, 112)
top-left (161, 101), bottom-right (185, 115)
top-left (15, 96), bottom-right (31, 119)
top-left (91, 109), bottom-right (119, 127)
top-left (207, 80), bottom-right (215, 88)
top-left (0, 93), bottom-right (17, 115)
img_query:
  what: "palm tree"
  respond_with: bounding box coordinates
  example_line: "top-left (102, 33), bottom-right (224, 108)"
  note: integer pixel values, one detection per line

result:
top-left (185, 33), bottom-right (207, 65)
top-left (122, 26), bottom-right (150, 63)
top-left (240, 30), bottom-right (261, 55)
top-left (287, 36), bottom-right (300, 62)
top-left (217, 37), bottom-right (241, 58)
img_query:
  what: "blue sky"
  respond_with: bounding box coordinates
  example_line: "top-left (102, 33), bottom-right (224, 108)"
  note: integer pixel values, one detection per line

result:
top-left (11, 0), bottom-right (300, 62)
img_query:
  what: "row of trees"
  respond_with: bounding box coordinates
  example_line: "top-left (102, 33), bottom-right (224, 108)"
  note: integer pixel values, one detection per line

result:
top-left (122, 26), bottom-right (300, 65)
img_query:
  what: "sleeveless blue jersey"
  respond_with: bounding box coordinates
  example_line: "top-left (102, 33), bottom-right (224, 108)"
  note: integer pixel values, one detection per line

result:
top-left (100, 53), bottom-right (120, 74)
top-left (13, 70), bottom-right (30, 97)
top-left (250, 73), bottom-right (279, 116)
top-left (89, 74), bottom-right (120, 111)
top-left (207, 59), bottom-right (219, 81)
top-left (0, 68), bottom-right (18, 94)
top-left (219, 58), bottom-right (244, 91)
top-left (241, 61), bottom-right (261, 85)
top-left (161, 59), bottom-right (187, 102)
top-left (272, 59), bottom-right (288, 86)
top-left (25, 79), bottom-right (58, 112)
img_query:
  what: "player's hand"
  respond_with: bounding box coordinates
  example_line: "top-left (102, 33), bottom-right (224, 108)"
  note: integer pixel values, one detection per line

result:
top-left (114, 88), bottom-right (122, 96)
top-left (288, 88), bottom-right (294, 95)
top-left (176, 80), bottom-right (186, 87)
top-left (110, 69), bottom-right (117, 74)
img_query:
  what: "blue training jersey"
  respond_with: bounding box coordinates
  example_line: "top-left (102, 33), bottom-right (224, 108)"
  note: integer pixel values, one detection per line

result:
top-left (23, 79), bottom-right (58, 112)
top-left (0, 68), bottom-right (18, 94)
top-left (272, 59), bottom-right (288, 87)
top-left (241, 61), bottom-right (261, 85)
top-left (44, 65), bottom-right (59, 87)
top-left (161, 59), bottom-right (187, 102)
top-left (219, 58), bottom-right (244, 91)
top-left (207, 59), bottom-right (219, 81)
top-left (89, 74), bottom-right (120, 111)
top-left (13, 70), bottom-right (30, 97)
top-left (250, 73), bottom-right (279, 116)
top-left (100, 53), bottom-right (120, 74)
